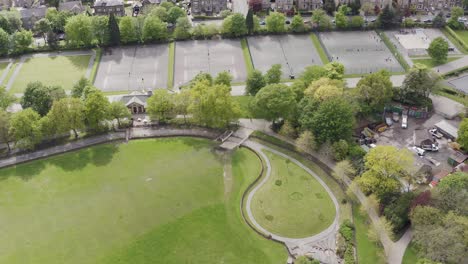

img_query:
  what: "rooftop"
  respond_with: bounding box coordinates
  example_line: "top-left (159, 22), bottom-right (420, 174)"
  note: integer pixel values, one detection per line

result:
top-left (94, 0), bottom-right (124, 6)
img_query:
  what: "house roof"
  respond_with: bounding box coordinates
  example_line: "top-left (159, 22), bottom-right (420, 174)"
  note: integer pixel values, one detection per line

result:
top-left (454, 162), bottom-right (468, 173)
top-left (449, 151), bottom-right (468, 164)
top-left (58, 1), bottom-right (84, 13)
top-left (433, 169), bottom-right (450, 181)
top-left (142, 0), bottom-right (161, 4)
top-left (124, 96), bottom-right (147, 107)
top-left (94, 0), bottom-right (124, 6)
top-left (18, 6), bottom-right (46, 19)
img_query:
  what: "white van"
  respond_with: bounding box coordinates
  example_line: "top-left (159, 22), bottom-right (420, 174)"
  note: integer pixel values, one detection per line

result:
top-left (402, 115), bottom-right (408, 129)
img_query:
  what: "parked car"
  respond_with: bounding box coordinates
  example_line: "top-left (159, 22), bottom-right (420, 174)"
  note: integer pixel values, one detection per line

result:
top-left (385, 117), bottom-right (393, 126)
top-left (429, 128), bottom-right (443, 139)
top-left (412, 146), bottom-right (426, 156)
top-left (402, 114), bottom-right (408, 129)
top-left (392, 112), bottom-right (400, 122)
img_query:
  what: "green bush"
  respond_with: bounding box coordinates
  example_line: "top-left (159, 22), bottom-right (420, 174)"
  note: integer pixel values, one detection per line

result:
top-left (332, 139), bottom-right (349, 161)
top-left (344, 246), bottom-right (355, 264)
top-left (339, 224), bottom-right (354, 242)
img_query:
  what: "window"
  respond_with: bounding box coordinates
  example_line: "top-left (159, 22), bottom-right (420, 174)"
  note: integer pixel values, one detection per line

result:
top-left (116, 7), bottom-right (120, 11)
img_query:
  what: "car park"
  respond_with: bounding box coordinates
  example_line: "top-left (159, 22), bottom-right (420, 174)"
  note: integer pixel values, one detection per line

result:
top-left (412, 146), bottom-right (426, 156)
top-left (401, 114), bottom-right (408, 128)
top-left (429, 128), bottom-right (443, 139)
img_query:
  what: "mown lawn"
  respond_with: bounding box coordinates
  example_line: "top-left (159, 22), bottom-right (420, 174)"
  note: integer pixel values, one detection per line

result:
top-left (454, 30), bottom-right (468, 44)
top-left (251, 150), bottom-right (336, 238)
top-left (0, 62), bottom-right (8, 81)
top-left (402, 242), bottom-right (419, 264)
top-left (412, 56), bottom-right (461, 68)
top-left (9, 55), bottom-right (91, 93)
top-left (353, 206), bottom-right (386, 264)
top-left (0, 138), bottom-right (286, 264)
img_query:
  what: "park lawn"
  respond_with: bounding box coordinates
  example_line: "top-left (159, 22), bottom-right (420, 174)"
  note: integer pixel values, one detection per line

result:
top-left (353, 206), bottom-right (386, 264)
top-left (310, 33), bottom-right (330, 64)
top-left (0, 138), bottom-right (286, 264)
top-left (412, 56), bottom-right (461, 68)
top-left (0, 62), bottom-right (8, 81)
top-left (251, 150), bottom-right (336, 238)
top-left (241, 38), bottom-right (254, 75)
top-left (9, 55), bottom-right (91, 93)
top-left (402, 242), bottom-right (419, 264)
top-left (167, 42), bottom-right (175, 89)
top-left (454, 30), bottom-right (468, 45)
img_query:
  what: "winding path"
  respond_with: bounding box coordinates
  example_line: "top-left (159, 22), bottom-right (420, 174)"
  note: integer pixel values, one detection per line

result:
top-left (243, 140), bottom-right (342, 264)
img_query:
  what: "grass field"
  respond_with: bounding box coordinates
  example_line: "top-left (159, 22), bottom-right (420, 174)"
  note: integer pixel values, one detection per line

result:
top-left (0, 62), bottom-right (8, 82)
top-left (402, 242), bottom-right (419, 264)
top-left (0, 138), bottom-right (286, 264)
top-left (167, 42), bottom-right (175, 89)
top-left (233, 95), bottom-right (267, 119)
top-left (412, 56), bottom-right (461, 68)
top-left (310, 33), bottom-right (330, 64)
top-left (454, 30), bottom-right (468, 44)
top-left (251, 150), bottom-right (335, 238)
top-left (9, 55), bottom-right (91, 93)
top-left (353, 206), bottom-right (386, 264)
top-left (89, 49), bottom-right (102, 84)
top-left (241, 38), bottom-right (254, 75)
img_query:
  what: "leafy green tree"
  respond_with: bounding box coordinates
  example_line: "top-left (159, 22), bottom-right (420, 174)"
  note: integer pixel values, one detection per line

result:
top-left (33, 18), bottom-right (51, 43)
top-left (9, 108), bottom-right (42, 150)
top-left (350, 15), bottom-right (364, 28)
top-left (0, 110), bottom-right (12, 152)
top-left (47, 98), bottom-right (85, 138)
top-left (332, 139), bottom-right (349, 161)
top-left (11, 30), bottom-right (33, 54)
top-left (300, 97), bottom-right (354, 144)
top-left (323, 0), bottom-right (336, 15)
top-left (65, 15), bottom-right (93, 47)
top-left (312, 9), bottom-right (330, 30)
top-left (360, 2), bottom-right (374, 16)
top-left (46, 8), bottom-right (70, 32)
top-left (174, 16), bottom-right (191, 40)
top-left (295, 130), bottom-right (316, 153)
top-left (0, 14), bottom-right (12, 34)
top-left (160, 1), bottom-right (174, 10)
top-left (0, 86), bottom-right (16, 110)
top-left (147, 89), bottom-right (175, 123)
top-left (214, 71), bottom-right (233, 87)
top-left (300, 65), bottom-right (328, 85)
top-left (355, 70), bottom-right (393, 114)
top-left (119, 16), bottom-right (137, 44)
top-left (291, 15), bottom-right (305, 32)
top-left (383, 192), bottom-right (415, 234)
top-left (109, 101), bottom-right (131, 128)
top-left (400, 64), bottom-right (439, 103)
top-left (1, 11), bottom-right (22, 33)
top-left (356, 146), bottom-right (413, 200)
top-left (253, 15), bottom-right (261, 33)
top-left (448, 6), bottom-right (464, 29)
top-left (428, 37), bottom-right (449, 63)
top-left (0, 28), bottom-right (8, 56)
top-left (21, 82), bottom-right (65, 116)
top-left (246, 69), bottom-right (266, 95)
top-left (150, 6), bottom-right (168, 21)
top-left (71, 77), bottom-right (91, 98)
top-left (265, 64), bottom-right (282, 84)
top-left (432, 12), bottom-right (446, 28)
top-left (246, 8), bottom-right (254, 34)
top-left (83, 90), bottom-right (110, 131)
top-left (266, 12), bottom-right (286, 33)
top-left (433, 172), bottom-right (468, 215)
top-left (378, 5), bottom-right (395, 29)
top-left (174, 89), bottom-right (191, 123)
top-left (304, 77), bottom-right (344, 102)
top-left (167, 6), bottom-right (185, 24)
top-left (252, 84), bottom-right (296, 122)
top-left (142, 16), bottom-right (168, 42)
top-left (222, 13), bottom-right (247, 37)
top-left (458, 118), bottom-right (468, 150)
top-left (220, 10), bottom-right (232, 18)
top-left (188, 81), bottom-right (240, 128)
top-left (107, 13), bottom-right (120, 45)
top-left (91, 16), bottom-right (109, 46)
top-left (335, 11), bottom-right (348, 29)
top-left (190, 72), bottom-right (213, 87)
top-left (46, 31), bottom-right (59, 49)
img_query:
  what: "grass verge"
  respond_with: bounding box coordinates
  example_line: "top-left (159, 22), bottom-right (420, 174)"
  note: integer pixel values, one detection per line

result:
top-left (167, 42), bottom-right (175, 89)
top-left (310, 33), bottom-right (330, 64)
top-left (435, 86), bottom-right (468, 106)
top-left (353, 205), bottom-right (386, 264)
top-left (3, 61), bottom-right (18, 91)
top-left (377, 30), bottom-right (410, 71)
top-left (412, 56), bottom-right (462, 68)
top-left (442, 27), bottom-right (468, 54)
top-left (241, 38), bottom-right (254, 75)
top-left (89, 48), bottom-right (102, 84)
top-left (402, 242), bottom-right (419, 264)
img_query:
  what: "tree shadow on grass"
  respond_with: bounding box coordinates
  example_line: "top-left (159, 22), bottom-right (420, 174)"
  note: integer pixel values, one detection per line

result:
top-left (90, 143), bottom-right (119, 167)
top-left (0, 159), bottom-right (47, 182)
top-left (48, 149), bottom-right (92, 172)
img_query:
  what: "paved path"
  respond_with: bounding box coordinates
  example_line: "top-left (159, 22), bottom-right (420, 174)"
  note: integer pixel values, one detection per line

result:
top-left (0, 60), bottom-right (12, 85)
top-left (243, 140), bottom-right (341, 264)
top-left (433, 55), bottom-right (468, 74)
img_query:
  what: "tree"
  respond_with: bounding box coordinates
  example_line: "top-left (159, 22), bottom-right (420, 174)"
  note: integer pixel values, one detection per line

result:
top-left (432, 12), bottom-right (445, 28)
top-left (46, 8), bottom-right (71, 33)
top-left (142, 15), bottom-right (167, 42)
top-left (383, 192), bottom-right (415, 233)
top-left (150, 6), bottom-right (168, 21)
top-left (459, 118), bottom-right (468, 150)
top-left (221, 13), bottom-right (247, 37)
top-left (324, 62), bottom-right (345, 80)
top-left (0, 28), bottom-right (8, 56)
top-left (119, 16), bottom-right (137, 44)
top-left (220, 10), bottom-right (232, 18)
top-left (350, 15), bottom-right (364, 28)
top-left (304, 77), bottom-right (344, 102)
top-left (246, 69), bottom-right (266, 95)
top-left (335, 11), bottom-right (348, 29)
top-left (147, 89), bottom-right (175, 123)
top-left (246, 8), bottom-right (254, 34)
top-left (47, 98), bottom-right (85, 138)
top-left (21, 82), bottom-right (65, 116)
top-left (295, 130), bottom-right (316, 154)
top-left (160, 1), bottom-right (174, 10)
top-left (447, 6), bottom-right (464, 29)
top-left (300, 65), bottom-right (328, 85)
top-left (71, 77), bottom-right (91, 98)
top-left (360, 2), bottom-right (375, 16)
top-left (252, 84), bottom-right (296, 122)
top-left (378, 5), bottom-right (395, 29)
top-left (108, 101), bottom-right (130, 128)
top-left (400, 64), bottom-right (439, 104)
top-left (65, 15), bottom-right (93, 47)
top-left (356, 146), bottom-right (413, 200)
top-left (266, 12), bottom-right (286, 33)
top-left (433, 172), bottom-right (468, 215)
top-left (291, 15), bottom-right (306, 32)
top-left (265, 64), bottom-right (282, 84)
top-left (0, 86), bottom-right (16, 110)
top-left (312, 9), bottom-right (332, 30)
top-left (174, 16), bottom-right (192, 40)
top-left (92, 15), bottom-right (110, 46)
top-left (299, 97), bottom-right (355, 144)
top-left (214, 71), bottom-right (233, 87)
top-left (349, 0), bottom-right (361, 15)
top-left (83, 90), bottom-right (110, 131)
top-left (33, 18), bottom-right (52, 43)
top-left (167, 6), bottom-right (185, 24)
top-left (9, 108), bottom-right (42, 150)
top-left (0, 110), bottom-right (12, 152)
top-left (333, 159), bottom-right (356, 183)
top-left (108, 13), bottom-right (120, 45)
top-left (46, 31), bottom-right (59, 49)
top-left (11, 30), bottom-right (33, 54)
top-left (188, 81), bottom-right (240, 128)
top-left (355, 70), bottom-right (393, 114)
top-left (428, 37), bottom-right (449, 64)
top-left (332, 139), bottom-right (349, 161)
top-left (174, 89), bottom-right (191, 123)
top-left (323, 0), bottom-right (336, 15)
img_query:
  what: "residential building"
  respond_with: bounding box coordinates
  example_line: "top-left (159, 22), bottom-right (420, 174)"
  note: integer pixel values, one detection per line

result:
top-left (397, 0), bottom-right (462, 12)
top-left (141, 0), bottom-right (162, 6)
top-left (191, 0), bottom-right (227, 16)
top-left (58, 0), bottom-right (85, 14)
top-left (360, 0), bottom-right (390, 9)
top-left (114, 91), bottom-right (152, 115)
top-left (250, 0), bottom-right (323, 12)
top-left (93, 0), bottom-right (125, 16)
top-left (275, 0), bottom-right (294, 12)
top-left (18, 5), bottom-right (46, 29)
top-left (297, 0), bottom-right (323, 11)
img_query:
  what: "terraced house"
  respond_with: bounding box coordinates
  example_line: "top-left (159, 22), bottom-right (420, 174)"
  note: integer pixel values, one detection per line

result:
top-left (191, 0), bottom-right (227, 15)
top-left (397, 0), bottom-right (462, 12)
top-left (93, 0), bottom-right (125, 16)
